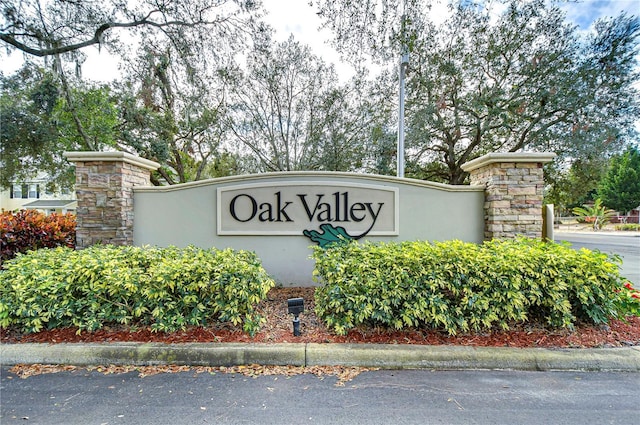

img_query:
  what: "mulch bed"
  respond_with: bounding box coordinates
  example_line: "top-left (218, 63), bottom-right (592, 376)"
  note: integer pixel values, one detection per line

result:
top-left (2, 287), bottom-right (639, 348)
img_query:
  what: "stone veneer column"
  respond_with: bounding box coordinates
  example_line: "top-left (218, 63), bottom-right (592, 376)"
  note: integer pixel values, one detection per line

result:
top-left (63, 152), bottom-right (160, 248)
top-left (461, 152), bottom-right (556, 240)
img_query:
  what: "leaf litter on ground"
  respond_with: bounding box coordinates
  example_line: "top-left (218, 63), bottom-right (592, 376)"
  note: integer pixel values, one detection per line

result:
top-left (8, 363), bottom-right (376, 387)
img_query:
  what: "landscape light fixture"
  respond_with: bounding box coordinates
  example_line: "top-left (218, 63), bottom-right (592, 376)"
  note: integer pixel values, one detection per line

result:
top-left (287, 297), bottom-right (304, 336)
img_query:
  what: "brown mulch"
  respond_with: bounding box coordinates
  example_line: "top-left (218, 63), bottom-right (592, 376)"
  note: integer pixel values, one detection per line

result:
top-left (2, 287), bottom-right (639, 349)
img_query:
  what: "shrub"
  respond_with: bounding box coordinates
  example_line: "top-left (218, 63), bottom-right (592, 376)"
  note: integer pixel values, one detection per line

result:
top-left (313, 238), bottom-right (637, 335)
top-left (615, 223), bottom-right (640, 231)
top-left (0, 245), bottom-right (275, 335)
top-left (0, 209), bottom-right (76, 265)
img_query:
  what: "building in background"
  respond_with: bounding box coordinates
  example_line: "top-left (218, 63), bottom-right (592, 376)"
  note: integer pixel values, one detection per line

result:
top-left (0, 175), bottom-right (76, 214)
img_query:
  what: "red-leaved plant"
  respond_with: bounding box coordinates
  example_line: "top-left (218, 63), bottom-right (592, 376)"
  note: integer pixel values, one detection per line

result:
top-left (1, 209), bottom-right (76, 266)
top-left (617, 281), bottom-right (640, 317)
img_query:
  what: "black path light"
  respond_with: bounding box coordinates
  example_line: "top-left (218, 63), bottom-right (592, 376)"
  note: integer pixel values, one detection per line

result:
top-left (287, 298), bottom-right (304, 336)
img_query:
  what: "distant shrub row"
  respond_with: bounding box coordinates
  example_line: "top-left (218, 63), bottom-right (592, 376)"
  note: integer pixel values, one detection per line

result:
top-left (615, 223), bottom-right (640, 231)
top-left (312, 238), bottom-right (639, 335)
top-left (1, 209), bottom-right (75, 265)
top-left (0, 245), bottom-right (275, 335)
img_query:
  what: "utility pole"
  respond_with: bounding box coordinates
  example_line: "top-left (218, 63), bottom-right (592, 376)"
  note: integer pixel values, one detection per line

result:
top-left (397, 49), bottom-right (408, 178)
top-left (397, 0), bottom-right (409, 178)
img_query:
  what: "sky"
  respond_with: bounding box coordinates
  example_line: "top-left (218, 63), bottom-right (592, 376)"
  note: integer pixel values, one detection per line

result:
top-left (559, 0), bottom-right (638, 28)
top-left (0, 0), bottom-right (638, 81)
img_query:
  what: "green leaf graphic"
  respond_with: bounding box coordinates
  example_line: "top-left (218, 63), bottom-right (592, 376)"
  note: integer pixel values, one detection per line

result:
top-left (303, 224), bottom-right (354, 248)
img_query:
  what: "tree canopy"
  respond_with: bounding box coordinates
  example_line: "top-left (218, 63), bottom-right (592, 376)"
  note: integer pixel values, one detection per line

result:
top-left (404, 0), bottom-right (639, 183)
top-left (0, 64), bottom-right (117, 190)
top-left (113, 39), bottom-right (238, 185)
top-left (227, 34), bottom-right (393, 173)
top-left (0, 0), bottom-right (261, 58)
top-left (1, 0), bottom-right (638, 191)
top-left (1, 0), bottom-right (263, 188)
top-left (313, 0), bottom-right (639, 184)
top-left (598, 146), bottom-right (640, 213)
top-left (310, 0), bottom-right (425, 63)
top-left (543, 157), bottom-right (609, 216)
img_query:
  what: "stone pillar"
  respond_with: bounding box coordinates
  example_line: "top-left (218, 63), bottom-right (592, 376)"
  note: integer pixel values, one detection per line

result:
top-left (461, 152), bottom-right (556, 240)
top-left (63, 152), bottom-right (160, 248)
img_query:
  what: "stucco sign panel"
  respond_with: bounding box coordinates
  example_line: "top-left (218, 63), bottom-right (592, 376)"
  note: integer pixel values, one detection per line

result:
top-left (217, 182), bottom-right (399, 236)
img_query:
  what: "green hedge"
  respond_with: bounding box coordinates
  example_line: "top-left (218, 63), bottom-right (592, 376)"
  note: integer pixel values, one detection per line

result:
top-left (0, 245), bottom-right (275, 335)
top-left (615, 223), bottom-right (640, 231)
top-left (313, 238), bottom-right (639, 335)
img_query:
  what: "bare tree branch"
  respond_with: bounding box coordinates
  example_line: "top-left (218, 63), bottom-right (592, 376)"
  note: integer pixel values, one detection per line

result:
top-left (0, 13), bottom-right (229, 57)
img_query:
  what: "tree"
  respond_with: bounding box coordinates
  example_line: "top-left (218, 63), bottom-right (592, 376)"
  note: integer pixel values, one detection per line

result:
top-left (313, 0), bottom-right (639, 185)
top-left (54, 85), bottom-right (119, 151)
top-left (1, 65), bottom-right (61, 189)
top-left (227, 35), bottom-right (336, 171)
top-left (405, 1), bottom-right (639, 184)
top-left (0, 65), bottom-right (117, 190)
top-left (598, 146), bottom-right (640, 214)
top-left (0, 0), bottom-right (261, 58)
top-left (308, 76), bottom-right (396, 173)
top-left (1, 0), bottom-right (263, 186)
top-left (115, 45), bottom-right (237, 185)
top-left (544, 157), bottom-right (609, 216)
top-left (227, 34), bottom-right (391, 173)
top-left (311, 0), bottom-right (425, 64)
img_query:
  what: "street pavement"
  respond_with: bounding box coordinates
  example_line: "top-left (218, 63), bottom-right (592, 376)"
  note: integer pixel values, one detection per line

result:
top-left (555, 231), bottom-right (640, 286)
top-left (2, 367), bottom-right (639, 425)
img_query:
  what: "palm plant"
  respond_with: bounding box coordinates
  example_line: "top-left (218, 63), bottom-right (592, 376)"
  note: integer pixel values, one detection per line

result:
top-left (572, 199), bottom-right (616, 230)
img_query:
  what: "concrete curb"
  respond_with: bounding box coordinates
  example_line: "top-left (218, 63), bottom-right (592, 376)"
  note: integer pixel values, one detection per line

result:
top-left (1, 343), bottom-right (306, 367)
top-left (306, 344), bottom-right (640, 371)
top-left (2, 343), bottom-right (639, 372)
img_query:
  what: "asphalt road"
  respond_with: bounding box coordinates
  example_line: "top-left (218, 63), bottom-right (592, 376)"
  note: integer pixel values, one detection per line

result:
top-left (2, 367), bottom-right (639, 425)
top-left (556, 232), bottom-right (640, 286)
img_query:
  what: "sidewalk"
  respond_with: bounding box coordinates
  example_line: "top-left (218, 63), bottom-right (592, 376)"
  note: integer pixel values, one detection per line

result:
top-left (556, 229), bottom-right (640, 237)
top-left (2, 342), bottom-right (639, 372)
top-left (555, 224), bottom-right (640, 236)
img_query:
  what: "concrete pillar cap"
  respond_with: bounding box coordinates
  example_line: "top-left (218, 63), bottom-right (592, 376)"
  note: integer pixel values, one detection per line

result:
top-left (64, 151), bottom-right (160, 171)
top-left (461, 152), bottom-right (556, 173)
